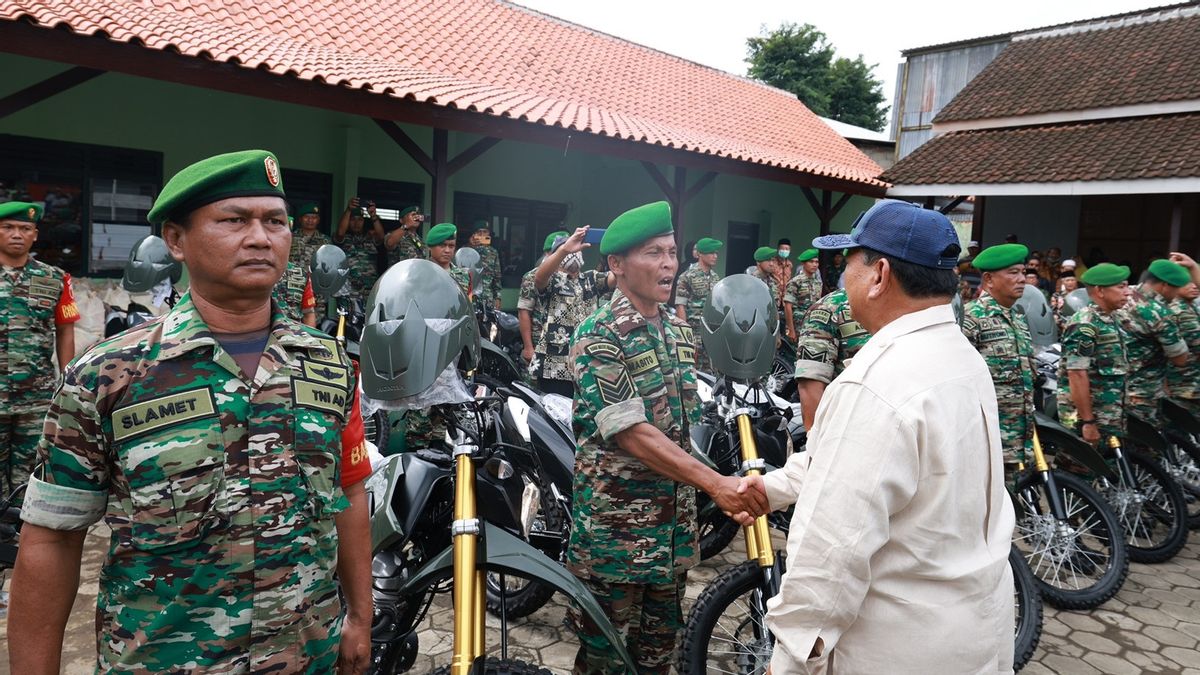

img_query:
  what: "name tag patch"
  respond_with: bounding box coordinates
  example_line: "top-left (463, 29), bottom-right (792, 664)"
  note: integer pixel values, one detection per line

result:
top-left (293, 379), bottom-right (347, 419)
top-left (28, 277), bottom-right (60, 299)
top-left (627, 349), bottom-right (660, 376)
top-left (112, 388), bottom-right (218, 442)
top-left (677, 345), bottom-right (696, 364)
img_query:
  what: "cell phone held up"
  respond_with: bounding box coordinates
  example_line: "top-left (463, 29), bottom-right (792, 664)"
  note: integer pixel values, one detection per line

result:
top-left (552, 227), bottom-right (606, 252)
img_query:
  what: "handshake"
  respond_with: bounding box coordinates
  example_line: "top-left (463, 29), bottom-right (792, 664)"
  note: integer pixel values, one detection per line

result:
top-left (707, 474), bottom-right (770, 526)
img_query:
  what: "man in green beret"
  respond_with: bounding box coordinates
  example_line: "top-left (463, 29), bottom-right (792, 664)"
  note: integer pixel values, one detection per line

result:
top-left (674, 236), bottom-right (722, 372)
top-left (960, 243), bottom-right (1037, 467)
top-left (383, 205), bottom-right (426, 267)
top-left (783, 247), bottom-right (823, 343)
top-left (1114, 258), bottom-right (1192, 426)
top-left (334, 197), bottom-right (385, 301)
top-left (568, 201), bottom-right (766, 673)
top-left (749, 245), bottom-right (783, 312)
top-left (532, 226), bottom-right (616, 396)
top-left (0, 201), bottom-right (80, 502)
top-left (469, 221), bottom-right (503, 310)
top-left (288, 201), bottom-right (331, 269)
top-left (1059, 263), bottom-right (1134, 445)
top-left (9, 150), bottom-right (373, 673)
top-left (1164, 253), bottom-right (1200, 414)
top-left (518, 231), bottom-right (567, 370)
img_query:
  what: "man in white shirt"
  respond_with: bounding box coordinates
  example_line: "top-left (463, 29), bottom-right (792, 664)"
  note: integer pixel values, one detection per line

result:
top-left (741, 199), bottom-right (1016, 674)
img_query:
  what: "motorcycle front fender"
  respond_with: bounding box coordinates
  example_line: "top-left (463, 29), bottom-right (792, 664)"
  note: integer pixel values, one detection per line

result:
top-left (1124, 412), bottom-right (1169, 453)
top-left (1163, 398), bottom-right (1200, 435)
top-left (481, 338), bottom-right (521, 383)
top-left (398, 522), bottom-right (638, 671)
top-left (1034, 413), bottom-right (1117, 481)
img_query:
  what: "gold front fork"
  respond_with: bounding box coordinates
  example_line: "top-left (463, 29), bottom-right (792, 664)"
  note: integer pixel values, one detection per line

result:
top-left (451, 446), bottom-right (482, 675)
top-left (1030, 427), bottom-right (1050, 473)
top-left (736, 413), bottom-right (775, 569)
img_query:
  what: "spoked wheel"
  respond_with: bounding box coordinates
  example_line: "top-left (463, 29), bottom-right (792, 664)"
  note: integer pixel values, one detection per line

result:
top-left (1010, 545), bottom-right (1043, 672)
top-left (364, 409), bottom-right (390, 452)
top-left (430, 656), bottom-right (551, 674)
top-left (679, 560), bottom-right (777, 675)
top-left (1161, 429), bottom-right (1200, 529)
top-left (1011, 470), bottom-right (1129, 609)
top-left (765, 350), bottom-right (796, 400)
top-left (1093, 449), bottom-right (1189, 563)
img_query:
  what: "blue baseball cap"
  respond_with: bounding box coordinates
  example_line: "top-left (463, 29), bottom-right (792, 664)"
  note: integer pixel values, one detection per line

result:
top-left (812, 199), bottom-right (961, 270)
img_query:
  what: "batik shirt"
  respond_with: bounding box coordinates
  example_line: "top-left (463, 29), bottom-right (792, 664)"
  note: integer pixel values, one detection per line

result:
top-left (532, 270), bottom-right (609, 382)
top-left (0, 258), bottom-right (80, 412)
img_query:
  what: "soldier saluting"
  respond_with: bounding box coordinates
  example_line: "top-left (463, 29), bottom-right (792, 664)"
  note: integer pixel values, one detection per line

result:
top-left (960, 243), bottom-right (1037, 468)
top-left (568, 201), bottom-right (765, 674)
top-left (10, 150), bottom-right (373, 673)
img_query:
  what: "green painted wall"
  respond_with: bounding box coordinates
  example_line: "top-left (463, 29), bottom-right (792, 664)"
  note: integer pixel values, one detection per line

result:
top-left (1, 53), bottom-right (878, 303)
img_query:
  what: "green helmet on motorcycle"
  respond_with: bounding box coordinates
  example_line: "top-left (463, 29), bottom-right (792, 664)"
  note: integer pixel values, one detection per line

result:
top-left (699, 273), bottom-right (779, 381)
top-left (1014, 283), bottom-right (1057, 346)
top-left (359, 259), bottom-right (480, 399)
top-left (122, 235), bottom-right (182, 292)
top-left (310, 244), bottom-right (350, 299)
top-left (453, 246), bottom-right (485, 297)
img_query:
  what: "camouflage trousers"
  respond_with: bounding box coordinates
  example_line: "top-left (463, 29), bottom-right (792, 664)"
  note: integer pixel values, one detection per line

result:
top-left (1126, 394), bottom-right (1162, 428)
top-left (571, 574), bottom-right (687, 675)
top-left (0, 409), bottom-right (44, 501)
top-left (997, 410), bottom-right (1032, 466)
top-left (400, 408), bottom-right (446, 455)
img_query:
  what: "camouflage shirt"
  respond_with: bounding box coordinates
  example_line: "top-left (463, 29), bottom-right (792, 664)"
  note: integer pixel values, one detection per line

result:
top-left (749, 267), bottom-right (782, 310)
top-left (1058, 305), bottom-right (1128, 436)
top-left (334, 231), bottom-right (380, 299)
top-left (568, 290), bottom-right (700, 584)
top-left (387, 229), bottom-right (426, 267)
top-left (517, 267), bottom-right (546, 348)
top-left (961, 293), bottom-right (1036, 462)
top-left (674, 264), bottom-right (719, 329)
top-left (794, 289), bottom-right (871, 383)
top-left (1167, 298), bottom-right (1200, 403)
top-left (22, 292), bottom-right (360, 672)
top-left (476, 244), bottom-right (503, 307)
top-left (1114, 285), bottom-right (1188, 424)
top-left (783, 269), bottom-right (824, 334)
top-left (271, 262), bottom-right (316, 323)
top-left (288, 230), bottom-right (331, 270)
top-left (533, 270), bottom-right (610, 382)
top-left (0, 258), bottom-right (80, 411)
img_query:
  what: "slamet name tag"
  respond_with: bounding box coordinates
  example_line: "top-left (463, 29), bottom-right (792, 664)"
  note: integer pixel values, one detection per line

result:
top-left (112, 388), bottom-right (218, 442)
top-left (293, 379), bottom-right (347, 419)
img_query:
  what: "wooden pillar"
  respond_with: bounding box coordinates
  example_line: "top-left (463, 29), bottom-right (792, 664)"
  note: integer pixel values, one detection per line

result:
top-left (971, 196), bottom-right (987, 246)
top-left (641, 163), bottom-right (716, 250)
top-left (1169, 194), bottom-right (1182, 253)
top-left (373, 120), bottom-right (500, 223)
top-left (431, 129), bottom-right (448, 224)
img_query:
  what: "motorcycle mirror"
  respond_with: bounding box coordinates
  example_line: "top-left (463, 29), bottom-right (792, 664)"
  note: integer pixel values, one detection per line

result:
top-left (454, 247), bottom-right (485, 295)
top-left (310, 244), bottom-right (350, 300)
top-left (1064, 288), bottom-right (1090, 316)
top-left (1014, 284), bottom-right (1057, 347)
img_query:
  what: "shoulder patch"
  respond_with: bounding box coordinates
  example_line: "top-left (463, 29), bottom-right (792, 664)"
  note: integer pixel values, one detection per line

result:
top-left (584, 340), bottom-right (622, 360)
top-left (596, 370), bottom-right (636, 406)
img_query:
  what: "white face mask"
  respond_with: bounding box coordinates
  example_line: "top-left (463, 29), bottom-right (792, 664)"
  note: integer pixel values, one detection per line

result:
top-left (778, 249), bottom-right (791, 259)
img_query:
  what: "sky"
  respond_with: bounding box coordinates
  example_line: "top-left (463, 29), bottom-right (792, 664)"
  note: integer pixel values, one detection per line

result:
top-left (513, 0), bottom-right (1174, 120)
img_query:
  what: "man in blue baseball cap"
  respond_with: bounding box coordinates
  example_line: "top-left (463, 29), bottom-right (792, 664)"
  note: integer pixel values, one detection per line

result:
top-left (739, 199), bottom-right (1016, 673)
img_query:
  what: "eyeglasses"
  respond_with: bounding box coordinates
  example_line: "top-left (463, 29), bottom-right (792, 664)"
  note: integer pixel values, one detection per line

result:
top-left (0, 223), bottom-right (36, 234)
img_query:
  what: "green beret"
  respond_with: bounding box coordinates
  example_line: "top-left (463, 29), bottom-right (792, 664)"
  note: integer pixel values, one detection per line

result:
top-left (426, 223), bottom-right (457, 246)
top-left (1148, 259), bottom-right (1190, 287)
top-left (696, 237), bottom-right (723, 254)
top-left (148, 149), bottom-right (285, 225)
top-left (399, 206), bottom-right (420, 218)
top-left (544, 230), bottom-right (569, 252)
top-left (754, 246), bottom-right (778, 262)
top-left (295, 202), bottom-right (320, 217)
top-left (973, 243), bottom-right (1029, 271)
top-left (0, 201), bottom-right (42, 223)
top-left (600, 201), bottom-right (673, 255)
top-left (1080, 262), bottom-right (1130, 287)
top-left (796, 248), bottom-right (818, 262)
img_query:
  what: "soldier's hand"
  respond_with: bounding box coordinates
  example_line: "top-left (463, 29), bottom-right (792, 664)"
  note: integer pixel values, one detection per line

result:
top-left (1170, 251), bottom-right (1197, 269)
top-left (710, 474), bottom-right (768, 525)
top-left (561, 226), bottom-right (591, 254)
top-left (337, 613), bottom-right (371, 674)
top-left (1081, 422), bottom-right (1100, 445)
top-left (786, 327), bottom-right (797, 342)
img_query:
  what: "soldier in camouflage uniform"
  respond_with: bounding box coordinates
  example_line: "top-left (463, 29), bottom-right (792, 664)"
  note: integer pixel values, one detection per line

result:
top-left (470, 221), bottom-right (503, 309)
top-left (1169, 281), bottom-right (1200, 415)
top-left (401, 222), bottom-right (469, 452)
top-left (1058, 263), bottom-right (1134, 445)
top-left (9, 150), bottom-right (373, 673)
top-left (531, 226), bottom-right (615, 397)
top-left (749, 246), bottom-right (783, 313)
top-left (383, 205), bottom-right (426, 268)
top-left (782, 247), bottom-right (823, 343)
top-left (334, 197), bottom-right (384, 300)
top-left (1113, 259), bottom-right (1191, 426)
top-left (0, 201), bottom-right (79, 500)
top-left (960, 244), bottom-right (1037, 465)
top-left (519, 231), bottom-right (567, 372)
top-left (568, 201), bottom-right (764, 674)
top-left (794, 288), bottom-right (872, 430)
top-left (288, 202), bottom-right (331, 269)
top-left (673, 237), bottom-right (722, 373)
top-left (272, 260), bottom-right (317, 327)
top-left (1050, 270), bottom-right (1079, 333)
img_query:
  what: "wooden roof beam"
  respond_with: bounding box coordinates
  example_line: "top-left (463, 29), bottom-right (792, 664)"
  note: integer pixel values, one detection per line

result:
top-left (0, 65), bottom-right (104, 121)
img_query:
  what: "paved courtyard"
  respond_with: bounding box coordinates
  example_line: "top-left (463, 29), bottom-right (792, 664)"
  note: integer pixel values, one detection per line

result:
top-left (2, 524), bottom-right (1200, 673)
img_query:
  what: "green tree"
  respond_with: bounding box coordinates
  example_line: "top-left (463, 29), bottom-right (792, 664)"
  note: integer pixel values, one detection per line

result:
top-left (746, 23), bottom-right (889, 132)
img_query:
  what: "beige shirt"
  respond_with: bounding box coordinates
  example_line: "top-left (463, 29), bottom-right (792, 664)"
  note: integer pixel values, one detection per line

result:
top-left (763, 303), bottom-right (1015, 675)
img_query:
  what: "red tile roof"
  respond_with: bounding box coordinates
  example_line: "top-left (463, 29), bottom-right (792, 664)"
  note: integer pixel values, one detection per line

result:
top-left (0, 0), bottom-right (885, 189)
top-left (881, 113), bottom-right (1200, 186)
top-left (935, 8), bottom-right (1200, 123)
